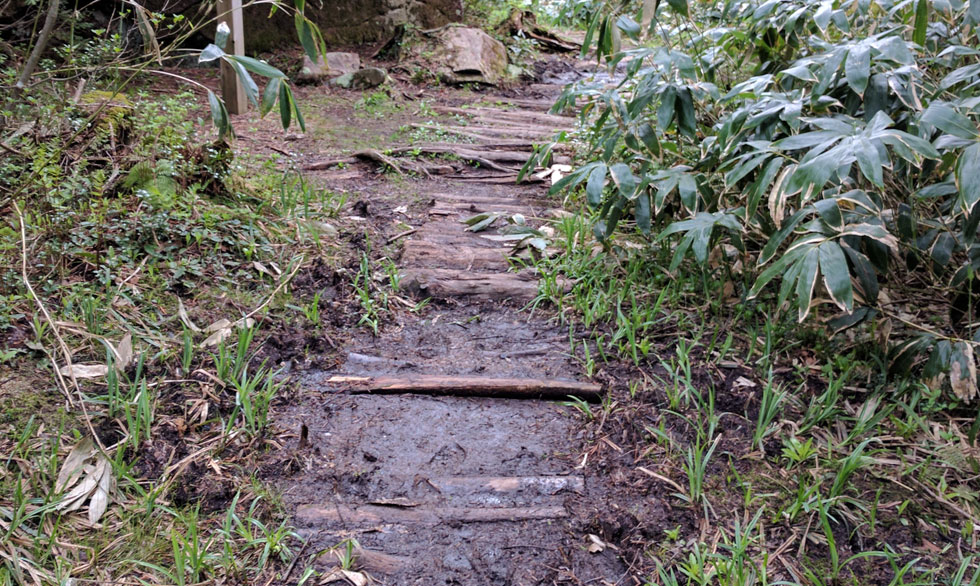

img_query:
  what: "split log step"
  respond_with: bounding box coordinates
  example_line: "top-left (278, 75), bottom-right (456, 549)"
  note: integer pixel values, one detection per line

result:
top-left (426, 191), bottom-right (548, 206)
top-left (426, 475), bottom-right (584, 495)
top-left (295, 504), bottom-right (568, 527)
top-left (401, 240), bottom-right (512, 270)
top-left (399, 267), bottom-right (543, 302)
top-left (327, 375), bottom-right (603, 402)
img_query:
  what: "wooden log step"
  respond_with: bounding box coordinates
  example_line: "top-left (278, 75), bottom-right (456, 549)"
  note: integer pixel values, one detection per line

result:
top-left (425, 200), bottom-right (539, 215)
top-left (295, 504), bottom-right (569, 527)
top-left (326, 375), bottom-right (603, 402)
top-left (434, 106), bottom-right (574, 124)
top-left (401, 240), bottom-right (512, 270)
top-left (426, 475), bottom-right (585, 495)
top-left (414, 225), bottom-right (518, 247)
top-left (425, 191), bottom-right (550, 206)
top-left (399, 267), bottom-right (542, 302)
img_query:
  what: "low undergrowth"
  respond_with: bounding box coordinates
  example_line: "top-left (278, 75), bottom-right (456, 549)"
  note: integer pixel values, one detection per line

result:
top-left (0, 52), bottom-right (374, 586)
top-left (527, 0), bottom-right (980, 581)
top-left (533, 212), bottom-right (979, 583)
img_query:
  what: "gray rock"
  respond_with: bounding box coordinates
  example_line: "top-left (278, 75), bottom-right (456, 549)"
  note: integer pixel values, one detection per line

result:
top-left (352, 67), bottom-right (389, 89)
top-left (330, 67), bottom-right (388, 89)
top-left (297, 52), bottom-right (361, 82)
top-left (330, 72), bottom-right (355, 88)
top-left (433, 27), bottom-right (508, 85)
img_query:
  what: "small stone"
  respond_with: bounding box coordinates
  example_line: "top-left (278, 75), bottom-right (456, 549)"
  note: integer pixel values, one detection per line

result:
top-left (350, 67), bottom-right (388, 89)
top-left (330, 72), bottom-right (355, 88)
top-left (297, 52), bottom-right (362, 82)
top-left (442, 550), bottom-right (472, 571)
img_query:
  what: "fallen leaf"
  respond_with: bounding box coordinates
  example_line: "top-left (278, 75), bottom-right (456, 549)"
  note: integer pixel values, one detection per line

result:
top-left (113, 333), bottom-right (133, 371)
top-left (204, 318), bottom-right (232, 333)
top-left (201, 317), bottom-right (256, 348)
top-left (733, 376), bottom-right (756, 388)
top-left (59, 364), bottom-right (109, 379)
top-left (56, 437), bottom-right (96, 492)
top-left (88, 457), bottom-right (113, 524)
top-left (950, 343), bottom-right (977, 403)
top-left (177, 298), bottom-right (201, 332)
top-left (322, 569), bottom-right (369, 585)
top-left (587, 534), bottom-right (606, 553)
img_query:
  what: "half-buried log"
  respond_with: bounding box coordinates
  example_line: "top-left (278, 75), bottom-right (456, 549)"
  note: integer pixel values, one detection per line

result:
top-left (296, 504), bottom-right (569, 526)
top-left (400, 267), bottom-right (543, 302)
top-left (401, 240), bottom-right (513, 270)
top-left (326, 375), bottom-right (603, 401)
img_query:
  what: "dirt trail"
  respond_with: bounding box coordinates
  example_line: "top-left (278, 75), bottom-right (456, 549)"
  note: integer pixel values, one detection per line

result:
top-left (278, 77), bottom-right (628, 585)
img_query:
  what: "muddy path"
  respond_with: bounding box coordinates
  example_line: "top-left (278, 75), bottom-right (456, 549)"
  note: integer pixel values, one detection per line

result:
top-left (262, 65), bottom-right (636, 585)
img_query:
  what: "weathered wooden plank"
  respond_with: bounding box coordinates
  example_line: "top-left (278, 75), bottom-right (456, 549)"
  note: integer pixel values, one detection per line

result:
top-left (427, 475), bottom-right (585, 495)
top-left (400, 267), bottom-right (542, 302)
top-left (327, 375), bottom-right (603, 401)
top-left (296, 504), bottom-right (569, 526)
top-left (401, 240), bottom-right (513, 270)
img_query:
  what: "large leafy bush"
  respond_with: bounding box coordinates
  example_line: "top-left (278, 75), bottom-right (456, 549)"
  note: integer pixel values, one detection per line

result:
top-left (535, 0), bottom-right (980, 400)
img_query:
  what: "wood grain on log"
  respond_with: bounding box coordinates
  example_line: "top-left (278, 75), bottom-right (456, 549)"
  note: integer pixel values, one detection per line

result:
top-left (296, 504), bottom-right (569, 526)
top-left (326, 374), bottom-right (602, 401)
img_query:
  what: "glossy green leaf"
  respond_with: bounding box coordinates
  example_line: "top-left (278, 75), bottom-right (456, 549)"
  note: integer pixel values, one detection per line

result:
top-left (226, 55), bottom-right (286, 79)
top-left (796, 247), bottom-right (820, 320)
top-left (636, 191), bottom-right (652, 234)
top-left (206, 89), bottom-right (229, 139)
top-left (676, 88), bottom-right (697, 138)
top-left (586, 164), bottom-right (608, 208)
top-left (199, 43), bottom-right (225, 63)
top-left (289, 84), bottom-right (306, 132)
top-left (814, 198), bottom-right (843, 230)
top-left (854, 137), bottom-right (884, 187)
top-left (279, 82), bottom-right (291, 130)
top-left (666, 0), bottom-right (690, 17)
top-left (922, 103), bottom-right (980, 140)
top-left (841, 243), bottom-right (879, 302)
top-left (844, 44), bottom-right (871, 95)
top-left (295, 13), bottom-right (319, 61)
top-left (956, 143), bottom-right (980, 212)
top-left (863, 73), bottom-right (889, 121)
top-left (616, 15), bottom-right (641, 40)
top-left (260, 77), bottom-right (281, 117)
top-left (968, 0), bottom-right (980, 25)
top-left (609, 163), bottom-right (637, 198)
top-left (636, 123), bottom-right (662, 157)
top-left (227, 59), bottom-right (259, 107)
top-left (913, 0), bottom-right (928, 46)
top-left (819, 241), bottom-right (854, 312)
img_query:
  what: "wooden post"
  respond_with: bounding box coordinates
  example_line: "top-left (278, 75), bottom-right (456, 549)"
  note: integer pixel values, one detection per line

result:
top-left (217, 0), bottom-right (246, 114)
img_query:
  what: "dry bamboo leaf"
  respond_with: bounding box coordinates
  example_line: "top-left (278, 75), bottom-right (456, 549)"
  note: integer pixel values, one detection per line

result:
top-left (768, 166), bottom-right (793, 228)
top-left (205, 318), bottom-right (233, 333)
top-left (950, 345), bottom-right (978, 403)
top-left (113, 333), bottom-right (133, 370)
top-left (58, 364), bottom-right (108, 379)
top-left (88, 456), bottom-right (113, 524)
top-left (56, 437), bottom-right (96, 493)
top-left (177, 298), bottom-right (201, 332)
top-left (201, 318), bottom-right (256, 348)
top-left (322, 569), bottom-right (370, 585)
top-left (58, 464), bottom-right (100, 512)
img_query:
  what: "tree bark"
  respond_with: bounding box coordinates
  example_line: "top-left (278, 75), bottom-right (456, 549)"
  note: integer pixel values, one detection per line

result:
top-left (16, 0), bottom-right (60, 89)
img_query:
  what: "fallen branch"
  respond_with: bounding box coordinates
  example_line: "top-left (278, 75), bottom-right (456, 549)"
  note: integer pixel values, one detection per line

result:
top-left (499, 10), bottom-right (581, 53)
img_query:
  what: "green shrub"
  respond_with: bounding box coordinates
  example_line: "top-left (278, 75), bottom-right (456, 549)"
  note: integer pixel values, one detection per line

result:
top-left (534, 0), bottom-right (980, 401)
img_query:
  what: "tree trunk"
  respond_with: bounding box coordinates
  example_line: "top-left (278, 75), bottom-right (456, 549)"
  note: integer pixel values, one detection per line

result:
top-left (16, 0), bottom-right (60, 89)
